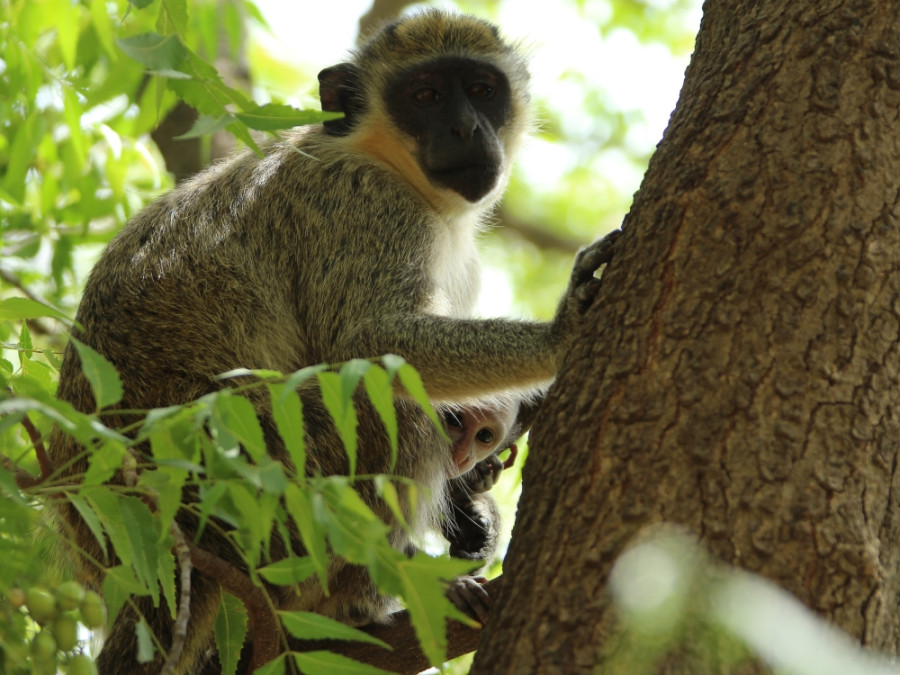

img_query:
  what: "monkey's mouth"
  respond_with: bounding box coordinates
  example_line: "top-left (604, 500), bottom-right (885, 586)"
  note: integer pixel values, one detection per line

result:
top-left (429, 164), bottom-right (499, 202)
top-left (448, 448), bottom-right (477, 478)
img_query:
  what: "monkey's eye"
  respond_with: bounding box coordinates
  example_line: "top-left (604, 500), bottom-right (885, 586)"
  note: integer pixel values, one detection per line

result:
top-left (445, 411), bottom-right (463, 429)
top-left (475, 428), bottom-right (495, 445)
top-left (414, 88), bottom-right (440, 104)
top-left (467, 82), bottom-right (494, 99)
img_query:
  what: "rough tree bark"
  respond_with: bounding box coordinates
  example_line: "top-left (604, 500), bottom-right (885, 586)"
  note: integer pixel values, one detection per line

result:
top-left (472, 1), bottom-right (900, 672)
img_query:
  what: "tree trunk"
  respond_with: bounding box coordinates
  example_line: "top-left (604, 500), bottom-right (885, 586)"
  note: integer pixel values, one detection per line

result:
top-left (472, 0), bottom-right (900, 672)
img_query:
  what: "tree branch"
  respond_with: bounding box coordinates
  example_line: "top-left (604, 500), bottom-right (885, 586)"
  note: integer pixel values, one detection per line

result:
top-left (293, 577), bottom-right (500, 674)
top-left (188, 536), bottom-right (496, 673)
top-left (1, 405), bottom-right (55, 490)
top-left (186, 542), bottom-right (281, 670)
top-left (497, 210), bottom-right (584, 255)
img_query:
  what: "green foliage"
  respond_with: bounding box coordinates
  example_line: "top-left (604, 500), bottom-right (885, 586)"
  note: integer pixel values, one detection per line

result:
top-left (214, 591), bottom-right (249, 675)
top-left (1, 335), bottom-right (470, 672)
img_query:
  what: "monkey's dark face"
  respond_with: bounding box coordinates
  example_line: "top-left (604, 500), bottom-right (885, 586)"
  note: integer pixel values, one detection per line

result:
top-left (386, 57), bottom-right (512, 202)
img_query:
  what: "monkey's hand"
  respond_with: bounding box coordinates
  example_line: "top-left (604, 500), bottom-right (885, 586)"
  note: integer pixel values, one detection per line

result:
top-left (446, 575), bottom-right (490, 624)
top-left (553, 229), bottom-right (622, 344)
top-left (464, 454), bottom-right (504, 494)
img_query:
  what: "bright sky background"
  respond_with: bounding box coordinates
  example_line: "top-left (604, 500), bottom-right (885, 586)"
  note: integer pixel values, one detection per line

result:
top-left (251, 0), bottom-right (702, 162)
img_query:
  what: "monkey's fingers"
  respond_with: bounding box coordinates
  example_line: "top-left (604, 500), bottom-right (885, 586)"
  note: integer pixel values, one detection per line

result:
top-left (502, 443), bottom-right (519, 470)
top-left (568, 229), bottom-right (622, 310)
top-left (575, 229), bottom-right (622, 279)
top-left (447, 575), bottom-right (491, 625)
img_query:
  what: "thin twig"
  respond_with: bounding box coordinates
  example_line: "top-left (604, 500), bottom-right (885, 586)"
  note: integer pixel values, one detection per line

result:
top-left (20, 413), bottom-right (54, 481)
top-left (0, 269), bottom-right (54, 335)
top-left (0, 455), bottom-right (42, 489)
top-left (162, 521), bottom-right (192, 675)
top-left (1, 404), bottom-right (54, 489)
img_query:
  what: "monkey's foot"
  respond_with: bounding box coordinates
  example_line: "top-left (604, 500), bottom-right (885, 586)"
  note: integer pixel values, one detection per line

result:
top-left (447, 575), bottom-right (490, 624)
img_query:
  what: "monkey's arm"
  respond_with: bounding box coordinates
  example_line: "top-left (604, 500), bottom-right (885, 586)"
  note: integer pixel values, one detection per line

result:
top-left (337, 232), bottom-right (621, 400)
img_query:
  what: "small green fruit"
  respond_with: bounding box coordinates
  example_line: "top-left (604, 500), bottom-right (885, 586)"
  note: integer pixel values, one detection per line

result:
top-left (50, 615), bottom-right (79, 652)
top-left (68, 653), bottom-right (98, 675)
top-left (6, 587), bottom-right (26, 608)
top-left (79, 591), bottom-right (107, 629)
top-left (25, 587), bottom-right (58, 624)
top-left (56, 581), bottom-right (85, 612)
top-left (30, 630), bottom-right (58, 660)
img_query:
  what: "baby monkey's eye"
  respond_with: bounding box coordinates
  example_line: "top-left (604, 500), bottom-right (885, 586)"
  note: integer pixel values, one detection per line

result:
top-left (475, 428), bottom-right (495, 445)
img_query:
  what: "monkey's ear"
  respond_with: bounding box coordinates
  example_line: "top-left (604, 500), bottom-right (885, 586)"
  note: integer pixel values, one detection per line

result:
top-left (318, 63), bottom-right (364, 136)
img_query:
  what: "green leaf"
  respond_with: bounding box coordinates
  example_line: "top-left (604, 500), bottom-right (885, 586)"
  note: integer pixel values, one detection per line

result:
top-left (103, 565), bottom-right (150, 628)
top-left (258, 557), bottom-right (315, 586)
top-left (136, 618), bottom-right (156, 663)
top-left (87, 489), bottom-right (136, 570)
top-left (55, 0), bottom-right (80, 70)
top-left (253, 653), bottom-right (287, 675)
top-left (1, 99), bottom-right (43, 203)
top-left (83, 441), bottom-right (126, 486)
top-left (374, 477), bottom-right (408, 530)
top-left (284, 484), bottom-right (328, 587)
top-left (69, 495), bottom-right (108, 558)
top-left (119, 496), bottom-right (161, 603)
top-left (215, 591), bottom-right (248, 675)
top-left (117, 32), bottom-right (190, 72)
top-left (157, 0), bottom-right (188, 35)
top-left (90, 0), bottom-right (116, 55)
top-left (0, 297), bottom-right (70, 323)
top-left (395, 362), bottom-right (447, 441)
top-left (284, 364), bottom-right (327, 391)
top-left (291, 651), bottom-right (395, 675)
top-left (141, 468), bottom-right (187, 541)
top-left (0, 394), bottom-right (101, 447)
top-left (19, 321), bottom-right (32, 363)
top-left (380, 354), bottom-right (407, 377)
top-left (175, 113), bottom-right (235, 139)
top-left (317, 481), bottom-right (392, 581)
top-left (157, 543), bottom-right (177, 620)
top-left (279, 611), bottom-right (390, 648)
top-left (127, 0), bottom-right (155, 8)
top-left (363, 365), bottom-right (398, 470)
top-left (88, 491), bottom-right (158, 603)
top-left (197, 481), bottom-right (229, 537)
top-left (397, 554), bottom-right (479, 667)
top-left (318, 369), bottom-right (359, 475)
top-left (225, 482), bottom-right (264, 568)
top-left (70, 337), bottom-right (123, 409)
top-left (0, 467), bottom-right (25, 503)
top-left (258, 460), bottom-right (287, 494)
top-left (235, 104), bottom-right (342, 131)
top-left (268, 383), bottom-right (305, 474)
top-left (62, 87), bottom-right (86, 165)
top-left (340, 359), bottom-right (372, 394)
top-left (214, 395), bottom-right (267, 463)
